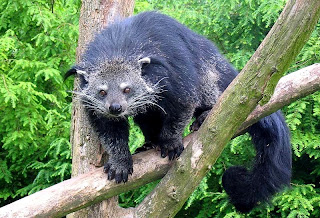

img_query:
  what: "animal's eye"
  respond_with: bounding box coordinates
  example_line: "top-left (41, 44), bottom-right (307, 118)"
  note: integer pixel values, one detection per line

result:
top-left (99, 90), bottom-right (107, 97)
top-left (123, 87), bottom-right (131, 94)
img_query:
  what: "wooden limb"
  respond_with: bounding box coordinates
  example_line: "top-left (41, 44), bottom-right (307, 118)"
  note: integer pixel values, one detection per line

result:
top-left (236, 63), bottom-right (320, 136)
top-left (0, 150), bottom-right (169, 217)
top-left (0, 64), bottom-right (319, 218)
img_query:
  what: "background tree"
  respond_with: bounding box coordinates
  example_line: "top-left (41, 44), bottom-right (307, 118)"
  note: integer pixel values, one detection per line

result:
top-left (0, 0), bottom-right (320, 217)
top-left (0, 0), bottom-right (79, 205)
top-left (67, 0), bottom-right (135, 217)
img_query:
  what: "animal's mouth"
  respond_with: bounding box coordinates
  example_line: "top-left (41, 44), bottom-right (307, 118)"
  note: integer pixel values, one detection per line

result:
top-left (105, 111), bottom-right (127, 119)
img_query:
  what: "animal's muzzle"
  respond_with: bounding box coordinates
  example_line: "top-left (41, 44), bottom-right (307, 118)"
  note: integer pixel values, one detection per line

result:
top-left (109, 103), bottom-right (122, 115)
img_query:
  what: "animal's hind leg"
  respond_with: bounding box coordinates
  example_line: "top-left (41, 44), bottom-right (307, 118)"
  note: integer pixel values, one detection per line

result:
top-left (158, 110), bottom-right (194, 160)
top-left (190, 110), bottom-right (211, 132)
top-left (133, 112), bottom-right (163, 153)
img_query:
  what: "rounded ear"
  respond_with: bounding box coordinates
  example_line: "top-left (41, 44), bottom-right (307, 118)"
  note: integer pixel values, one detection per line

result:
top-left (138, 57), bottom-right (151, 68)
top-left (64, 68), bottom-right (89, 81)
top-left (76, 70), bottom-right (88, 80)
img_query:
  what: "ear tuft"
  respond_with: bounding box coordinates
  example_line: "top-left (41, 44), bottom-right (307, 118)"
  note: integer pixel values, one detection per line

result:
top-left (138, 57), bottom-right (151, 68)
top-left (76, 70), bottom-right (88, 76)
top-left (64, 68), bottom-right (89, 81)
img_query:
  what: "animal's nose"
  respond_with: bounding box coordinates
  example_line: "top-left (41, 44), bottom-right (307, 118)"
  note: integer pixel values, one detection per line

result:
top-left (109, 103), bottom-right (122, 115)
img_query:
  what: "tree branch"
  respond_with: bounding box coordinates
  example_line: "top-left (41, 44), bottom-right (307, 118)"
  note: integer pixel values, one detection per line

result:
top-left (236, 63), bottom-right (320, 136)
top-left (0, 64), bottom-right (319, 217)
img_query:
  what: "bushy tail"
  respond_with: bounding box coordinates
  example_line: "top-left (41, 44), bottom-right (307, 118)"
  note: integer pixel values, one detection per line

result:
top-left (222, 111), bottom-right (292, 213)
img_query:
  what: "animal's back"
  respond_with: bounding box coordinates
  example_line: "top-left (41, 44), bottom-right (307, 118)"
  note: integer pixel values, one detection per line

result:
top-left (83, 11), bottom-right (237, 98)
top-left (132, 12), bottom-right (239, 106)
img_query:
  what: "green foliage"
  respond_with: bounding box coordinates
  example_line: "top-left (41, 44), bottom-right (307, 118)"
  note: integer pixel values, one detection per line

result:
top-left (0, 0), bottom-right (79, 206)
top-left (128, 117), bottom-right (145, 153)
top-left (119, 180), bottom-right (159, 208)
top-left (271, 184), bottom-right (319, 217)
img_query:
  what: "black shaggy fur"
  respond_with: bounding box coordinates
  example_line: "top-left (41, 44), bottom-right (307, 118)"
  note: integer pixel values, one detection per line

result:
top-left (66, 11), bottom-right (292, 212)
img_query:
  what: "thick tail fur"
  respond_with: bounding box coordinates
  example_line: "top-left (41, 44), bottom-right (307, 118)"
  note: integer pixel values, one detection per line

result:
top-left (222, 111), bottom-right (292, 213)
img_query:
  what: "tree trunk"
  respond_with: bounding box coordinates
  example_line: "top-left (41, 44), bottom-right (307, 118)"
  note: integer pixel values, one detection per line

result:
top-left (68, 0), bottom-right (135, 217)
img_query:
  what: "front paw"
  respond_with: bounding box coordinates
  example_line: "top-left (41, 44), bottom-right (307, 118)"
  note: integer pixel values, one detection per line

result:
top-left (159, 139), bottom-right (184, 160)
top-left (103, 159), bottom-right (133, 183)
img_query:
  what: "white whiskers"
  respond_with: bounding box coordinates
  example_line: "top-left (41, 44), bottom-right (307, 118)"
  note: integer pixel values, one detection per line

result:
top-left (72, 77), bottom-right (168, 117)
top-left (126, 77), bottom-right (167, 115)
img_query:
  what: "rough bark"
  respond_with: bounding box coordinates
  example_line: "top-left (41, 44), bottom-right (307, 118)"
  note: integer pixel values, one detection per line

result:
top-left (69, 0), bottom-right (134, 217)
top-left (0, 64), bottom-right (319, 218)
top-left (237, 63), bottom-right (320, 135)
top-left (135, 0), bottom-right (320, 217)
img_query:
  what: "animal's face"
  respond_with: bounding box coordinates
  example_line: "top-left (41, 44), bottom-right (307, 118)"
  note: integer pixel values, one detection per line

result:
top-left (71, 57), bottom-right (162, 118)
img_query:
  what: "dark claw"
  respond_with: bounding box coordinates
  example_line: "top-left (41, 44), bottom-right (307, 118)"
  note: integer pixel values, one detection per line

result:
top-left (115, 171), bottom-right (122, 183)
top-left (161, 148), bottom-right (167, 158)
top-left (175, 146), bottom-right (184, 157)
top-left (103, 161), bottom-right (133, 183)
top-left (168, 150), bottom-right (175, 160)
top-left (104, 163), bottom-right (110, 173)
top-left (159, 141), bottom-right (184, 160)
top-left (122, 171), bottom-right (129, 183)
top-left (128, 168), bottom-right (133, 175)
top-left (108, 169), bottom-right (115, 180)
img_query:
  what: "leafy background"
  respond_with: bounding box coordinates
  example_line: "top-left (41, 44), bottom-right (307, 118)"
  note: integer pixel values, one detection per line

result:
top-left (1, 0), bottom-right (320, 217)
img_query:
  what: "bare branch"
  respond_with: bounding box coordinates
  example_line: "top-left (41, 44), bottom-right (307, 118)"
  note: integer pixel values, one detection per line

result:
top-left (236, 63), bottom-right (320, 136)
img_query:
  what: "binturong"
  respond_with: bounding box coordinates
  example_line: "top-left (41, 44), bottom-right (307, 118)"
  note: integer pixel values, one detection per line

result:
top-left (65, 11), bottom-right (292, 213)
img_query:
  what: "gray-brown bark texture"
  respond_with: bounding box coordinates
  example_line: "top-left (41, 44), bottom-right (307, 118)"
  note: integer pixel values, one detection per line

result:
top-left (0, 64), bottom-right (319, 218)
top-left (68, 0), bottom-right (134, 217)
top-left (237, 63), bottom-right (320, 135)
